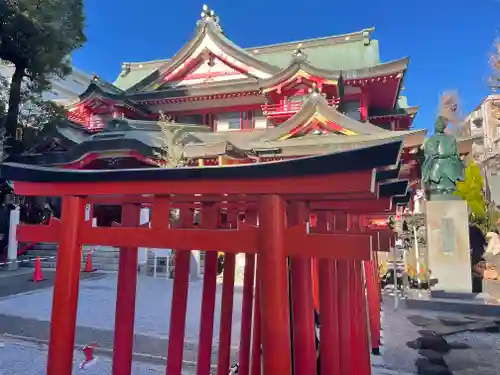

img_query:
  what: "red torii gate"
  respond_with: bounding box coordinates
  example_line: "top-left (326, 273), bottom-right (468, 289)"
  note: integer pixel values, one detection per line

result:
top-left (3, 140), bottom-right (406, 375)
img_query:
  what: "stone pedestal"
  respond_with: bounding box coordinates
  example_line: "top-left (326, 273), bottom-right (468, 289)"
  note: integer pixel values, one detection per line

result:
top-left (426, 200), bottom-right (471, 293)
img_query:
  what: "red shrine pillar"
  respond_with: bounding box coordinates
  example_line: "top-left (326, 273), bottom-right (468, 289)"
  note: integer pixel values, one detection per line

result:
top-left (112, 203), bottom-right (141, 375)
top-left (238, 210), bottom-right (256, 375)
top-left (257, 195), bottom-right (292, 375)
top-left (316, 212), bottom-right (341, 374)
top-left (245, 210), bottom-right (261, 375)
top-left (47, 196), bottom-right (85, 375)
top-left (197, 204), bottom-right (219, 375)
top-left (328, 211), bottom-right (354, 375)
top-left (288, 201), bottom-right (317, 375)
top-left (166, 205), bottom-right (192, 375)
top-left (217, 210), bottom-right (237, 375)
top-left (347, 213), bottom-right (372, 375)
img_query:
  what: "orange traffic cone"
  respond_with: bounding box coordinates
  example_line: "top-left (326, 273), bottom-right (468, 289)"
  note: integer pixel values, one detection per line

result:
top-left (83, 251), bottom-right (96, 273)
top-left (32, 257), bottom-right (44, 282)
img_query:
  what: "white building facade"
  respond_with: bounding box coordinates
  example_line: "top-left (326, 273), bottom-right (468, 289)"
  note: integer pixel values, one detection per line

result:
top-left (462, 94), bottom-right (500, 204)
top-left (0, 61), bottom-right (91, 105)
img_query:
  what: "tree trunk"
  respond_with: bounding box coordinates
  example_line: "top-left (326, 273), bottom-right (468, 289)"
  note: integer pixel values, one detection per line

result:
top-left (4, 64), bottom-right (25, 155)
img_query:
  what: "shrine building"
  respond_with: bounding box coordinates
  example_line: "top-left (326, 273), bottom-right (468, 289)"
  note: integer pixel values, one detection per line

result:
top-left (13, 5), bottom-right (475, 216)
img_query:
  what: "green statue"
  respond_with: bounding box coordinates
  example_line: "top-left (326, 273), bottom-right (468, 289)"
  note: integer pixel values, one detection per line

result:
top-left (421, 116), bottom-right (464, 199)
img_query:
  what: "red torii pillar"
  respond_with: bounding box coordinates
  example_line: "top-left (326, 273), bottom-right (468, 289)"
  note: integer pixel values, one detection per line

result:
top-left (288, 201), bottom-right (316, 375)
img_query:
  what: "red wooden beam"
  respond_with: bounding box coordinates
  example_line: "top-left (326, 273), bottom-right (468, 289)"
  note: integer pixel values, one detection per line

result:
top-left (16, 224), bottom-right (372, 260)
top-left (13, 171), bottom-right (375, 197)
top-left (17, 223), bottom-right (60, 244)
top-left (309, 198), bottom-right (392, 212)
top-left (84, 192), bottom-right (377, 206)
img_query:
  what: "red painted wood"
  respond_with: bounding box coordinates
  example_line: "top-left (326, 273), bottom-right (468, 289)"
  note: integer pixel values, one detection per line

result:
top-left (166, 208), bottom-right (192, 375)
top-left (197, 205), bottom-right (219, 375)
top-left (309, 198), bottom-right (391, 212)
top-left (250, 261), bottom-right (262, 375)
top-left (47, 196), bottom-right (84, 375)
top-left (17, 222), bottom-right (373, 260)
top-left (238, 253), bottom-right (256, 375)
top-left (337, 260), bottom-right (352, 375)
top-left (217, 252), bottom-right (236, 375)
top-left (351, 261), bottom-right (372, 375)
top-left (112, 203), bottom-right (141, 375)
top-left (84, 191), bottom-right (376, 206)
top-left (364, 260), bottom-right (381, 352)
top-left (257, 195), bottom-right (292, 375)
top-left (318, 259), bottom-right (340, 375)
top-left (13, 170), bottom-right (375, 197)
top-left (288, 202), bottom-right (317, 375)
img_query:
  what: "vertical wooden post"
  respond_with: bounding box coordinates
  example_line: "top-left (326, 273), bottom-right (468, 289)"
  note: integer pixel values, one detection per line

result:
top-left (112, 203), bottom-right (141, 375)
top-left (197, 204), bottom-right (219, 375)
top-left (258, 195), bottom-right (292, 375)
top-left (365, 259), bottom-right (381, 355)
top-left (238, 252), bottom-right (256, 375)
top-left (166, 205), bottom-right (191, 375)
top-left (250, 261), bottom-right (262, 375)
top-left (351, 260), bottom-right (372, 375)
top-left (317, 211), bottom-right (340, 375)
top-left (217, 251), bottom-right (236, 375)
top-left (337, 260), bottom-right (352, 375)
top-left (47, 196), bottom-right (84, 375)
top-left (289, 201), bottom-right (317, 375)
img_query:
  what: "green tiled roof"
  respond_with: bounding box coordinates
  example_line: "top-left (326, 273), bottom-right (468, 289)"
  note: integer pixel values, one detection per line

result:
top-left (114, 28), bottom-right (381, 91)
top-left (250, 39), bottom-right (379, 71)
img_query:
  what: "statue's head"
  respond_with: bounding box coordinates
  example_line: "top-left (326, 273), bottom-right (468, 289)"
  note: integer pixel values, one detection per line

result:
top-left (434, 116), bottom-right (447, 134)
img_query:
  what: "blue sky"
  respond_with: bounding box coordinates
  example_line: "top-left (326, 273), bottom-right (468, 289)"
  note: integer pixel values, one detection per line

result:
top-left (73, 0), bottom-right (499, 131)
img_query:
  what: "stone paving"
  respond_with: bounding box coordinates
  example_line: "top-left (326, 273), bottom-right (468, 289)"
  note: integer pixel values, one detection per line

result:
top-left (380, 300), bottom-right (500, 375)
top-left (0, 272), bottom-right (244, 345)
top-left (0, 335), bottom-right (415, 375)
top-left (0, 336), bottom-right (196, 375)
top-left (0, 273), bottom-right (499, 374)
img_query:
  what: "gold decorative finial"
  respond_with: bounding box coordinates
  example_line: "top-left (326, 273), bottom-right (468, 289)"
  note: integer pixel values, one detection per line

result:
top-left (292, 43), bottom-right (307, 61)
top-left (308, 82), bottom-right (322, 96)
top-left (91, 72), bottom-right (99, 82)
top-left (200, 4), bottom-right (221, 31)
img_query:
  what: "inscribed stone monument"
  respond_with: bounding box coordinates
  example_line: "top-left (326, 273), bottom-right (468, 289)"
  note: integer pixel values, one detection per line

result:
top-left (423, 95), bottom-right (471, 293)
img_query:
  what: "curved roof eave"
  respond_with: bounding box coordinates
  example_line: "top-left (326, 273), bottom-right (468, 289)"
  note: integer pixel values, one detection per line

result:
top-left (75, 83), bottom-right (153, 115)
top-left (343, 57), bottom-right (410, 81)
top-left (259, 56), bottom-right (409, 92)
top-left (256, 94), bottom-right (392, 142)
top-left (259, 60), bottom-right (342, 90)
top-left (126, 20), bottom-right (281, 93)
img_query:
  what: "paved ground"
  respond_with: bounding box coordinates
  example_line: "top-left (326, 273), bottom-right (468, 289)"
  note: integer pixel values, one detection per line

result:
top-left (0, 271), bottom-right (498, 374)
top-left (380, 299), bottom-right (500, 375)
top-left (0, 271), bottom-right (243, 363)
top-left (0, 268), bottom-right (103, 298)
top-left (0, 336), bottom-right (196, 375)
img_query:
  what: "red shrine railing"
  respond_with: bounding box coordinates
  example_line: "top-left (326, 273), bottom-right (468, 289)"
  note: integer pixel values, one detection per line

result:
top-left (3, 141), bottom-right (404, 375)
top-left (262, 98), bottom-right (340, 120)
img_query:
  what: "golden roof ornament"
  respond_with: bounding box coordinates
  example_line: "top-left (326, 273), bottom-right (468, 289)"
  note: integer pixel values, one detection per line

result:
top-left (200, 4), bottom-right (222, 31)
top-left (308, 82), bottom-right (324, 97)
top-left (292, 43), bottom-right (307, 62)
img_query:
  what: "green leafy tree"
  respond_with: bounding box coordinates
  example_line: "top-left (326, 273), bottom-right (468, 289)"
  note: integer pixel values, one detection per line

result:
top-left (0, 0), bottom-right (86, 153)
top-left (0, 64), bottom-right (67, 151)
top-left (455, 160), bottom-right (486, 221)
